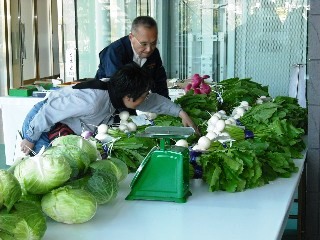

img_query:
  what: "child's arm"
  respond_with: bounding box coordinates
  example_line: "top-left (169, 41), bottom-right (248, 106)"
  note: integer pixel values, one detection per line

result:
top-left (178, 110), bottom-right (200, 135)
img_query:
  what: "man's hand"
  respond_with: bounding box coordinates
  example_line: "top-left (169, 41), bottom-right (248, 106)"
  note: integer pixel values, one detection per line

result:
top-left (179, 110), bottom-right (200, 135)
top-left (20, 139), bottom-right (35, 155)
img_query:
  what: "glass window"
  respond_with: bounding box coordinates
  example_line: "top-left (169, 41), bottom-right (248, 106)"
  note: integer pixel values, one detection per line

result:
top-left (75, 0), bottom-right (308, 97)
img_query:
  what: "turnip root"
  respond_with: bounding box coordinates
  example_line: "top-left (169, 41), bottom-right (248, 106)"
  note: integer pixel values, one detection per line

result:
top-left (193, 88), bottom-right (201, 94)
top-left (175, 139), bottom-right (189, 147)
top-left (97, 124), bottom-right (108, 134)
top-left (192, 77), bottom-right (202, 88)
top-left (206, 131), bottom-right (217, 140)
top-left (127, 122), bottom-right (137, 132)
top-left (185, 83), bottom-right (192, 92)
top-left (118, 124), bottom-right (128, 132)
top-left (81, 131), bottom-right (93, 139)
top-left (199, 83), bottom-right (211, 94)
top-left (184, 73), bottom-right (212, 95)
top-left (197, 136), bottom-right (211, 150)
top-left (119, 111), bottom-right (130, 121)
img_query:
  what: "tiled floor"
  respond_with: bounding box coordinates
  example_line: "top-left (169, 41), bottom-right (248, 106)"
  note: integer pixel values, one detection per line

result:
top-left (0, 143), bottom-right (299, 239)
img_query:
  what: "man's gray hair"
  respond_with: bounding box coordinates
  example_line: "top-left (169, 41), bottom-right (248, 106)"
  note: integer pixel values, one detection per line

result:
top-left (131, 16), bottom-right (158, 33)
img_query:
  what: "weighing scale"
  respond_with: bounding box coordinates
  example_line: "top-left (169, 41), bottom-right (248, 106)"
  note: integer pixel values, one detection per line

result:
top-left (126, 126), bottom-right (195, 203)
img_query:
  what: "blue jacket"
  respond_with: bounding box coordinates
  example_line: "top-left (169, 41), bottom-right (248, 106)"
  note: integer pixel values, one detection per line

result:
top-left (95, 36), bottom-right (169, 98)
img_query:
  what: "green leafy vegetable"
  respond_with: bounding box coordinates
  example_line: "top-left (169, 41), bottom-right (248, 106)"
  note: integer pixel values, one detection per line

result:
top-left (51, 135), bottom-right (99, 162)
top-left (67, 170), bottom-right (119, 205)
top-left (43, 145), bottom-right (91, 179)
top-left (0, 201), bottom-right (47, 240)
top-left (90, 157), bottom-right (128, 182)
top-left (218, 78), bottom-right (269, 114)
top-left (41, 186), bottom-right (97, 224)
top-left (0, 170), bottom-right (22, 212)
top-left (14, 154), bottom-right (72, 194)
top-left (174, 90), bottom-right (219, 134)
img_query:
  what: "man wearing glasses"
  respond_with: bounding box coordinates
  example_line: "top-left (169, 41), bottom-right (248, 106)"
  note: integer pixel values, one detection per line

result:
top-left (95, 16), bottom-right (169, 99)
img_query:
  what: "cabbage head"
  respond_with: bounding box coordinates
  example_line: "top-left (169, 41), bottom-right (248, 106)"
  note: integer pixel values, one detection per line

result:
top-left (0, 201), bottom-right (47, 240)
top-left (67, 170), bottom-right (118, 205)
top-left (0, 169), bottom-right (22, 212)
top-left (43, 145), bottom-right (91, 179)
top-left (51, 135), bottom-right (99, 162)
top-left (14, 154), bottom-right (72, 194)
top-left (41, 186), bottom-right (97, 224)
top-left (90, 157), bottom-right (128, 182)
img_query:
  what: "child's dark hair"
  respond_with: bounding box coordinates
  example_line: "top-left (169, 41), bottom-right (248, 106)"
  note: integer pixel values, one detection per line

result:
top-left (109, 62), bottom-right (154, 101)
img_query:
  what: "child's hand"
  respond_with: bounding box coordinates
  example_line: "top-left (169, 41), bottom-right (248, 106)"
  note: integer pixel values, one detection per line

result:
top-left (179, 110), bottom-right (200, 135)
top-left (20, 139), bottom-right (35, 155)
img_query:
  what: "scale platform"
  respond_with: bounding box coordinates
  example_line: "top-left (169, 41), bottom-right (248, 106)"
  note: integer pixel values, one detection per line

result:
top-left (126, 126), bottom-right (195, 203)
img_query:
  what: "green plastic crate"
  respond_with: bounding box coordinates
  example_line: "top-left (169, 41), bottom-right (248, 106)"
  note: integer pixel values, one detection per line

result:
top-left (9, 87), bottom-right (37, 97)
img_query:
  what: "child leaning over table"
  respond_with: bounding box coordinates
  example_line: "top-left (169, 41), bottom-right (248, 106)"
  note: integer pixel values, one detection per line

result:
top-left (20, 62), bottom-right (199, 155)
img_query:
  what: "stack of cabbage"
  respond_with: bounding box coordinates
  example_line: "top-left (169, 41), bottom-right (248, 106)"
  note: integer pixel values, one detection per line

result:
top-left (0, 135), bottom-right (128, 240)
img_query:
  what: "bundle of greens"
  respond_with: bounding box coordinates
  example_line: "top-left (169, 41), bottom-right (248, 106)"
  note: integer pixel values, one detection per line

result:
top-left (198, 93), bottom-right (306, 192)
top-left (218, 78), bottom-right (269, 114)
top-left (272, 96), bottom-right (308, 132)
top-left (174, 90), bottom-right (219, 135)
top-left (239, 100), bottom-right (306, 158)
top-left (98, 128), bottom-right (157, 172)
top-left (200, 136), bottom-right (299, 192)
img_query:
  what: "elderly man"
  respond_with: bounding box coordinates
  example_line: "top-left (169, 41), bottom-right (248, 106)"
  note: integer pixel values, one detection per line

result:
top-left (95, 16), bottom-right (169, 99)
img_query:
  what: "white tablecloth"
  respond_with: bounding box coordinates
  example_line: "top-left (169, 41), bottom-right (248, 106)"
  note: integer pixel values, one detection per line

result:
top-left (0, 97), bottom-right (43, 164)
top-left (43, 153), bottom-right (306, 240)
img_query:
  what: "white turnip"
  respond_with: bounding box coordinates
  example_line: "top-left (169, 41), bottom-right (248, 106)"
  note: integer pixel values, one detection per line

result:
top-left (208, 115), bottom-right (219, 126)
top-left (206, 132), bottom-right (217, 140)
top-left (175, 139), bottom-right (189, 147)
top-left (119, 111), bottom-right (130, 121)
top-left (215, 119), bottom-right (226, 132)
top-left (127, 122), bottom-right (137, 132)
top-left (197, 136), bottom-right (211, 150)
top-left (97, 124), bottom-right (109, 134)
top-left (118, 124), bottom-right (128, 132)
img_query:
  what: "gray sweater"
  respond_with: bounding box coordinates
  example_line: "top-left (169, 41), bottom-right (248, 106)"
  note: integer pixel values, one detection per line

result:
top-left (26, 86), bottom-right (181, 142)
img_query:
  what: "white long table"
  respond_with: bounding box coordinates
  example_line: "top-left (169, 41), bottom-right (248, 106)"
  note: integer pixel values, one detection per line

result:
top-left (43, 154), bottom-right (306, 240)
top-left (0, 97), bottom-right (43, 164)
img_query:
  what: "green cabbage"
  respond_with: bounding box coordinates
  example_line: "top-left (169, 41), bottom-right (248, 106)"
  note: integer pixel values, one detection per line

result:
top-left (0, 201), bottom-right (47, 240)
top-left (67, 170), bottom-right (118, 204)
top-left (51, 135), bottom-right (99, 162)
top-left (14, 154), bottom-right (72, 194)
top-left (90, 157), bottom-right (128, 182)
top-left (84, 171), bottom-right (118, 204)
top-left (43, 145), bottom-right (91, 179)
top-left (41, 186), bottom-right (97, 224)
top-left (0, 169), bottom-right (22, 212)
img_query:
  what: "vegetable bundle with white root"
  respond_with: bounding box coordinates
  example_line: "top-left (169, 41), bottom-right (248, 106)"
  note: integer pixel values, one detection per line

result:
top-left (94, 111), bottom-right (138, 143)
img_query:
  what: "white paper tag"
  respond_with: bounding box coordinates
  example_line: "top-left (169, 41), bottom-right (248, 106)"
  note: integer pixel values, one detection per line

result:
top-left (130, 115), bottom-right (152, 126)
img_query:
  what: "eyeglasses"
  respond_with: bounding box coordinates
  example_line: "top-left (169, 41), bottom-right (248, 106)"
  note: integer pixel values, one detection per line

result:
top-left (133, 35), bottom-right (159, 49)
